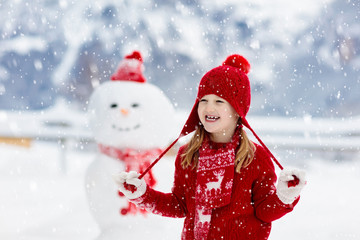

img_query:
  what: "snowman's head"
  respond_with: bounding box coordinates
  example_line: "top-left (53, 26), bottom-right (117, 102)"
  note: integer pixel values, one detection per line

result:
top-left (88, 81), bottom-right (176, 149)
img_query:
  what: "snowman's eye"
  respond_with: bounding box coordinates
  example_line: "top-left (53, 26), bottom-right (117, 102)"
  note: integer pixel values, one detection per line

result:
top-left (131, 103), bottom-right (139, 108)
top-left (110, 103), bottom-right (118, 108)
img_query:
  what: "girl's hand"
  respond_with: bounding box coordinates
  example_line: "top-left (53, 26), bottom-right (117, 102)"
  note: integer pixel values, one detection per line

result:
top-left (276, 167), bottom-right (306, 204)
top-left (113, 171), bottom-right (147, 200)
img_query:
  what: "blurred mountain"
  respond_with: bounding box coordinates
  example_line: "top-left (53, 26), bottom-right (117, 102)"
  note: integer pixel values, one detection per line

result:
top-left (0, 0), bottom-right (358, 117)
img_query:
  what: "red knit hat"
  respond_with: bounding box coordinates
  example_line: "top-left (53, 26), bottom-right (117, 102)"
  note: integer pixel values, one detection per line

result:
top-left (110, 51), bottom-right (146, 83)
top-left (181, 54), bottom-right (251, 135)
top-left (139, 54), bottom-right (283, 179)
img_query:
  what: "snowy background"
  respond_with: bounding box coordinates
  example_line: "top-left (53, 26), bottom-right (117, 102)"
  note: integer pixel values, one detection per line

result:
top-left (1, 0), bottom-right (360, 239)
top-left (0, 0), bottom-right (359, 117)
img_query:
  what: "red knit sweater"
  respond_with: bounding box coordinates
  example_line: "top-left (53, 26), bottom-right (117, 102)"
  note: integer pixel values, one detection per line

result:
top-left (132, 143), bottom-right (299, 240)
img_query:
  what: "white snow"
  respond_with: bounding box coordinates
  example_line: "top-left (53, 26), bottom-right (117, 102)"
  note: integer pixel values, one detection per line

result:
top-left (0, 142), bottom-right (183, 240)
top-left (1, 116), bottom-right (360, 239)
top-left (0, 36), bottom-right (47, 56)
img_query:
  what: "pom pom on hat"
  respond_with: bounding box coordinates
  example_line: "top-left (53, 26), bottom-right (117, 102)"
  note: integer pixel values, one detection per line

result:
top-left (222, 54), bottom-right (250, 74)
top-left (125, 51), bottom-right (143, 62)
top-left (110, 50), bottom-right (146, 83)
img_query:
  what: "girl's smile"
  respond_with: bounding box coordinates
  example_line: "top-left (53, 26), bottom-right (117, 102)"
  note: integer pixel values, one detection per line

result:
top-left (205, 115), bottom-right (220, 122)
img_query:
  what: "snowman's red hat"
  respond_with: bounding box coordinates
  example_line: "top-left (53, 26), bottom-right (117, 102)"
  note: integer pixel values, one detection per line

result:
top-left (110, 51), bottom-right (146, 83)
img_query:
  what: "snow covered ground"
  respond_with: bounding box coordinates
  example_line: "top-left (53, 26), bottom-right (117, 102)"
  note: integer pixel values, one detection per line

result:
top-left (1, 139), bottom-right (360, 240)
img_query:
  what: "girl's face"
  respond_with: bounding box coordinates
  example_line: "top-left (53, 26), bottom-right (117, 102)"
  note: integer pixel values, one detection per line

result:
top-left (197, 94), bottom-right (239, 143)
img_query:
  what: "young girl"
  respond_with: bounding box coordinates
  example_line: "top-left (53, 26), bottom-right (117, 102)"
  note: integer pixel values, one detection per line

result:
top-left (113, 54), bottom-right (306, 240)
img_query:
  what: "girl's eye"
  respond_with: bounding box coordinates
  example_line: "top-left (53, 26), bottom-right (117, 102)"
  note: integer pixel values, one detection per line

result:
top-left (216, 100), bottom-right (224, 103)
top-left (131, 103), bottom-right (139, 108)
top-left (110, 103), bottom-right (118, 108)
top-left (200, 99), bottom-right (207, 102)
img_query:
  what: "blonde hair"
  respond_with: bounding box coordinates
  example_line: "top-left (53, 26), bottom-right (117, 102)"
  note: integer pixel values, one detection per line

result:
top-left (181, 125), bottom-right (256, 173)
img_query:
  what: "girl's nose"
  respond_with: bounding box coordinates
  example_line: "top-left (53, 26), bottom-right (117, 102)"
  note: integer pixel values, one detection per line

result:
top-left (121, 108), bottom-right (129, 116)
top-left (205, 104), bottom-right (215, 112)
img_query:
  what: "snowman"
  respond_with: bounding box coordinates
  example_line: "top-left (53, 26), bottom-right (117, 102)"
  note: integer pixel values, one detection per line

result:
top-left (85, 51), bottom-right (176, 239)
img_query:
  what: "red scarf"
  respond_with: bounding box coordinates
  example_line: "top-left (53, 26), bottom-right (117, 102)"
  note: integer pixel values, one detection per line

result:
top-left (98, 144), bottom-right (161, 169)
top-left (194, 127), bottom-right (241, 240)
top-left (98, 144), bottom-right (161, 193)
top-left (98, 144), bottom-right (162, 215)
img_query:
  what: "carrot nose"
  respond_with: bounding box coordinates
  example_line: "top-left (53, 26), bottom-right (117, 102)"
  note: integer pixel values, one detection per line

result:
top-left (121, 108), bottom-right (129, 116)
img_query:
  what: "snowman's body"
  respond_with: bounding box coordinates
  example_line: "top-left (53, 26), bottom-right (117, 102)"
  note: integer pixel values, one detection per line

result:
top-left (85, 80), bottom-right (176, 239)
top-left (85, 153), bottom-right (126, 232)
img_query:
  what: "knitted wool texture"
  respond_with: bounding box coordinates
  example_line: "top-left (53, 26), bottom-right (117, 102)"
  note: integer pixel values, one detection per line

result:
top-left (131, 144), bottom-right (298, 239)
top-left (193, 128), bottom-right (241, 239)
top-left (182, 54), bottom-right (251, 135)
